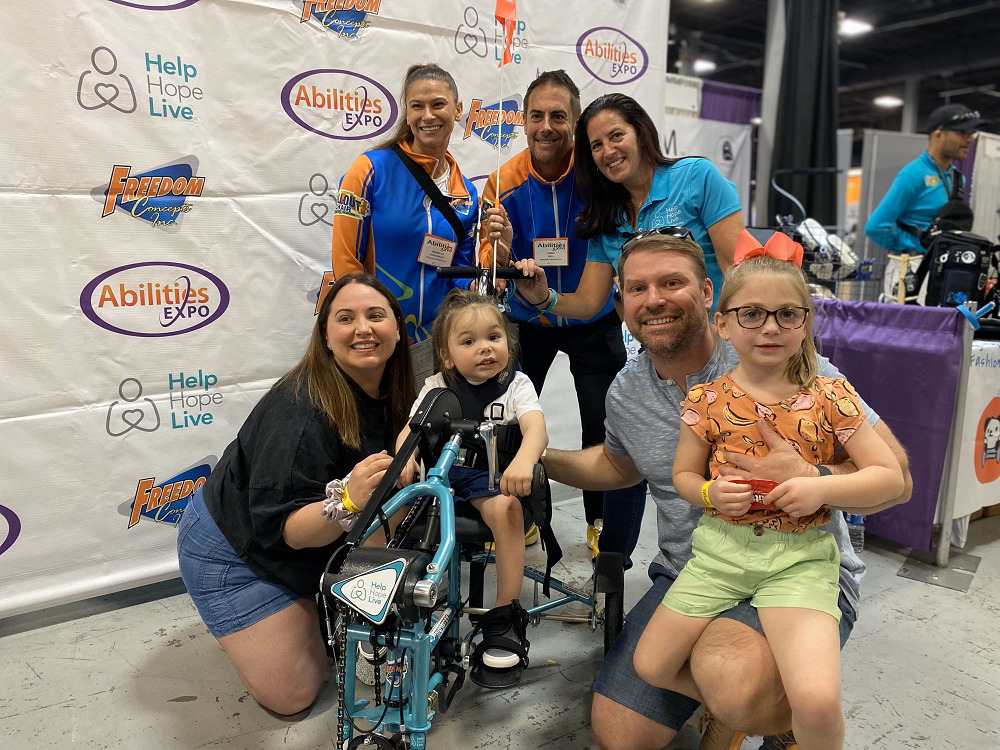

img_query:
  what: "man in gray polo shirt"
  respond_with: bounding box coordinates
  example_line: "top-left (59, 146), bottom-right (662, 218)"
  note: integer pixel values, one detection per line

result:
top-left (543, 233), bottom-right (911, 750)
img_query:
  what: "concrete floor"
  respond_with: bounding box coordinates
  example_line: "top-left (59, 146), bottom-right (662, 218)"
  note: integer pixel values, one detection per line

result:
top-left (2, 354), bottom-right (998, 750)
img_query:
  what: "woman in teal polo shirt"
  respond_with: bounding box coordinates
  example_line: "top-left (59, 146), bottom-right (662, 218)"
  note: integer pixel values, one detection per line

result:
top-left (513, 93), bottom-right (744, 316)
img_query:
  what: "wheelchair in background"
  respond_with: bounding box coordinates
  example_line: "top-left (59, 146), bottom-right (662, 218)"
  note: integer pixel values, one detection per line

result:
top-left (319, 386), bottom-right (624, 749)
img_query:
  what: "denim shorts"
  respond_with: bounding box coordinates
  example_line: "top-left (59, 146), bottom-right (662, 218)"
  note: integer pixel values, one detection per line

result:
top-left (593, 562), bottom-right (857, 731)
top-left (449, 466), bottom-right (496, 501)
top-left (176, 489), bottom-right (300, 638)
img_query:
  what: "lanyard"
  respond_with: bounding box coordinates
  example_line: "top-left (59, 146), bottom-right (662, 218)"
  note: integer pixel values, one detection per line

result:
top-left (524, 177), bottom-right (575, 257)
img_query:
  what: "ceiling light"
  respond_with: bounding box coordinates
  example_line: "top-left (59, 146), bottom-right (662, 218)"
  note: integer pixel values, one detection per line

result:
top-left (839, 17), bottom-right (873, 37)
top-left (692, 58), bottom-right (717, 74)
top-left (873, 95), bottom-right (904, 108)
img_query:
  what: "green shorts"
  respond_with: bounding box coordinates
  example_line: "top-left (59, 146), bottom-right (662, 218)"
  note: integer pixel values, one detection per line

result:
top-left (662, 514), bottom-right (841, 621)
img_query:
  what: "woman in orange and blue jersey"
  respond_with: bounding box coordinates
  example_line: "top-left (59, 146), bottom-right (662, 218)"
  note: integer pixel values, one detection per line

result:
top-left (331, 64), bottom-right (477, 344)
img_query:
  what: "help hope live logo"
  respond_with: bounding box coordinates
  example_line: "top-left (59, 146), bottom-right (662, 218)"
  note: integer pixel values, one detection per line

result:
top-left (167, 369), bottom-right (224, 430)
top-left (76, 45), bottom-right (205, 121)
top-left (144, 52), bottom-right (203, 120)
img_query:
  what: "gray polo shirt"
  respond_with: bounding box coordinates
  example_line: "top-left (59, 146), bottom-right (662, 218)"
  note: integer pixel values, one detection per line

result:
top-left (604, 338), bottom-right (873, 611)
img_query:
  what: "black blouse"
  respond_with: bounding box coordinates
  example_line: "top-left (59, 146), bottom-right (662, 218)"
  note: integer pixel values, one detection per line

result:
top-left (202, 377), bottom-right (390, 596)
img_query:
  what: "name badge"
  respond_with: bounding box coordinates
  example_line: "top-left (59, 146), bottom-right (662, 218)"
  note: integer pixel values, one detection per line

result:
top-left (533, 237), bottom-right (569, 266)
top-left (417, 234), bottom-right (457, 267)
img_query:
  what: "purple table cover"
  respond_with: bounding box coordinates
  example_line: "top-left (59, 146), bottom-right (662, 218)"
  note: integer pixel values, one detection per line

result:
top-left (813, 299), bottom-right (965, 550)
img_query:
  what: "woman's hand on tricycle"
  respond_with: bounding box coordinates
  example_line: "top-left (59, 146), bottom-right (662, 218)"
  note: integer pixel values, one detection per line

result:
top-left (347, 451), bottom-right (394, 509)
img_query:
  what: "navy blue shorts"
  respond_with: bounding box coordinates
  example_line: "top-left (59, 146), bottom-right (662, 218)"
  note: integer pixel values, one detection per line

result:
top-left (176, 489), bottom-right (300, 638)
top-left (449, 466), bottom-right (498, 501)
top-left (592, 563), bottom-right (857, 731)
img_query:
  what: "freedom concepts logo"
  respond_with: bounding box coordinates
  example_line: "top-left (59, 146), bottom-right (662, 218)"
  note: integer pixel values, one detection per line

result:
top-left (298, 0), bottom-right (382, 38)
top-left (576, 27), bottom-right (648, 85)
top-left (91, 156), bottom-right (205, 231)
top-left (118, 457), bottom-right (216, 528)
top-left (81, 262), bottom-right (230, 337)
top-left (282, 69), bottom-right (397, 140)
top-left (463, 96), bottom-right (524, 149)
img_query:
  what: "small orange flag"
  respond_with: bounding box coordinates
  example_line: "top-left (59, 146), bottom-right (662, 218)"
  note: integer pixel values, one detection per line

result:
top-left (495, 0), bottom-right (517, 67)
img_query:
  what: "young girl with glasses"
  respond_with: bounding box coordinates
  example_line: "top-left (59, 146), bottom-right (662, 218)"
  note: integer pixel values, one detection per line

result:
top-left (632, 239), bottom-right (904, 750)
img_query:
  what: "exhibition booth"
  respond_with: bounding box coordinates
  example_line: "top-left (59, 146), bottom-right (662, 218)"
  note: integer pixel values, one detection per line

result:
top-left (1, 1), bottom-right (998, 621)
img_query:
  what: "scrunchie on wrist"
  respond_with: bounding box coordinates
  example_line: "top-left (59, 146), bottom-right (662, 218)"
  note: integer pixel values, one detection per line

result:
top-left (321, 474), bottom-right (358, 532)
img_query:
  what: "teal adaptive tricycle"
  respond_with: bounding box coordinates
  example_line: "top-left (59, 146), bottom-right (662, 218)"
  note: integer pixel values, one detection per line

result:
top-left (319, 382), bottom-right (625, 749)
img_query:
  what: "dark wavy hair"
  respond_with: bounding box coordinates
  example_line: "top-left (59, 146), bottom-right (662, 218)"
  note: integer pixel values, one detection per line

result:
top-left (573, 93), bottom-right (676, 239)
top-left (277, 274), bottom-right (414, 450)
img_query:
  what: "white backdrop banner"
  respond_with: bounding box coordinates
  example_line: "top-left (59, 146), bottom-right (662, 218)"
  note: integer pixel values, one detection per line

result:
top-left (0, 0), bottom-right (668, 617)
top-left (662, 112), bottom-right (753, 224)
top-left (972, 132), bottom-right (1000, 245)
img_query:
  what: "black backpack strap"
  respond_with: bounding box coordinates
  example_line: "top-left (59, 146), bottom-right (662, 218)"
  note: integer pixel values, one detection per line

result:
top-left (913, 250), bottom-right (933, 294)
top-left (895, 220), bottom-right (923, 238)
top-left (950, 168), bottom-right (964, 201)
top-left (392, 145), bottom-right (466, 241)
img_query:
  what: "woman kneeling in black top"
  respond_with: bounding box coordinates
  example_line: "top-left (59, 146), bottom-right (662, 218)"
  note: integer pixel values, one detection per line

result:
top-left (176, 274), bottom-right (414, 715)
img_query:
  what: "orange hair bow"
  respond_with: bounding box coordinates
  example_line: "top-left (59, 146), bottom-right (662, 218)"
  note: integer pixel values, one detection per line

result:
top-left (733, 229), bottom-right (803, 268)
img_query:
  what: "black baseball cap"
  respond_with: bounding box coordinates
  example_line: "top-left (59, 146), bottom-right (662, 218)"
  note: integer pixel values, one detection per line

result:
top-left (925, 104), bottom-right (989, 133)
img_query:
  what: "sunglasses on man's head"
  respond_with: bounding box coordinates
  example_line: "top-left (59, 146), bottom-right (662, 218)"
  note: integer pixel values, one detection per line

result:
top-left (621, 226), bottom-right (693, 252)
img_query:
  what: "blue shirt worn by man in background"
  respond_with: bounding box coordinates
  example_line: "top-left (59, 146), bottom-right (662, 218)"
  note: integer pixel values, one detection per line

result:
top-left (865, 103), bottom-right (987, 256)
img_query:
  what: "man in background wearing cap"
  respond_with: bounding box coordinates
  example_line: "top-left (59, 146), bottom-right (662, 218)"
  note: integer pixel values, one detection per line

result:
top-left (865, 103), bottom-right (987, 259)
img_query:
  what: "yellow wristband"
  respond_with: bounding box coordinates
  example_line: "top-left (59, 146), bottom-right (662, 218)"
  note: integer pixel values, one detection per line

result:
top-left (700, 480), bottom-right (714, 509)
top-left (341, 486), bottom-right (361, 514)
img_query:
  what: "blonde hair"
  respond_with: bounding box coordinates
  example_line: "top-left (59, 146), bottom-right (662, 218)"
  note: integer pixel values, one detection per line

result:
top-left (431, 289), bottom-right (519, 377)
top-left (716, 257), bottom-right (818, 387)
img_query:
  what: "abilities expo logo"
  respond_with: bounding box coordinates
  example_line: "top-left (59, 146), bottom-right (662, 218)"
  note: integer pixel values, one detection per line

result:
top-left (281, 69), bottom-right (397, 140)
top-left (118, 456), bottom-right (216, 529)
top-left (298, 0), bottom-right (382, 39)
top-left (576, 27), bottom-right (648, 86)
top-left (106, 0), bottom-right (201, 9)
top-left (0, 504), bottom-right (21, 558)
top-left (77, 46), bottom-right (205, 121)
top-left (91, 156), bottom-right (205, 230)
top-left (80, 261), bottom-right (230, 337)
top-left (463, 96), bottom-right (524, 149)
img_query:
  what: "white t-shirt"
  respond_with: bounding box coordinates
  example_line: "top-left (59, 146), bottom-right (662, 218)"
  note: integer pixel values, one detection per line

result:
top-left (410, 370), bottom-right (541, 425)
